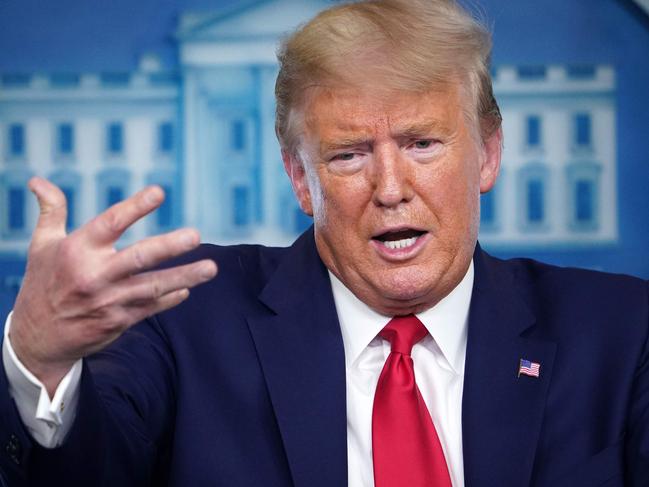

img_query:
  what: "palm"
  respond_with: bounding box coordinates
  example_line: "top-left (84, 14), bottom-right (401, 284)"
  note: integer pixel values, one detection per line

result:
top-left (10, 177), bottom-right (217, 395)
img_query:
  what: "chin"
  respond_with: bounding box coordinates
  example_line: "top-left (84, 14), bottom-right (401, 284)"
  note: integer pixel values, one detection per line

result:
top-left (371, 270), bottom-right (439, 308)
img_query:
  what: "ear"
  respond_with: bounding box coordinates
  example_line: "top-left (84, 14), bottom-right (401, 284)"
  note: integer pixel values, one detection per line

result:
top-left (282, 149), bottom-right (314, 216)
top-left (479, 126), bottom-right (502, 194)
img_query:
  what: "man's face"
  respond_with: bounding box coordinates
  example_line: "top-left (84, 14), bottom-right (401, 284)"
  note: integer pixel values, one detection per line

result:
top-left (283, 84), bottom-right (501, 315)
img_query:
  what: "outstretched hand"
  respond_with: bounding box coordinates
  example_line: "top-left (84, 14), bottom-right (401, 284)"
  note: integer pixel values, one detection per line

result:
top-left (10, 177), bottom-right (217, 396)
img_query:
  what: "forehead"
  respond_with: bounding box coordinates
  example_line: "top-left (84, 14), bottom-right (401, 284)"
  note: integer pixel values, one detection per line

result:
top-left (301, 84), bottom-right (469, 143)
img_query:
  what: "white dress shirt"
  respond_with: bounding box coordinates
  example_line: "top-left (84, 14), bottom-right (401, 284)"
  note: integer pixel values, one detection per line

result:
top-left (331, 261), bottom-right (473, 487)
top-left (3, 261), bottom-right (473, 486)
top-left (2, 312), bottom-right (81, 447)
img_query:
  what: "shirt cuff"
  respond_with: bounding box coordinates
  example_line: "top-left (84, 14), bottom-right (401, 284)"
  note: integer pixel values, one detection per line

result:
top-left (2, 311), bottom-right (82, 448)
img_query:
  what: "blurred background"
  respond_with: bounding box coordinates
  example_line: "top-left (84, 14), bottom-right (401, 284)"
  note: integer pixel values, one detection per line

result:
top-left (0, 0), bottom-right (648, 318)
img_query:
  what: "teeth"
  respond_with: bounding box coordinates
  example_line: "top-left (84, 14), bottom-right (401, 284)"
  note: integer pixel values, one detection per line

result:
top-left (382, 236), bottom-right (418, 250)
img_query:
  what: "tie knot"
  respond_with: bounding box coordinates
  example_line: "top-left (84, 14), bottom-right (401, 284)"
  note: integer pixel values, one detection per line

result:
top-left (379, 315), bottom-right (428, 355)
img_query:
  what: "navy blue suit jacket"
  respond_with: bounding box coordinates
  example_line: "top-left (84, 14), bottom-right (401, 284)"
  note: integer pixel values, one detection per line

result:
top-left (1, 229), bottom-right (648, 486)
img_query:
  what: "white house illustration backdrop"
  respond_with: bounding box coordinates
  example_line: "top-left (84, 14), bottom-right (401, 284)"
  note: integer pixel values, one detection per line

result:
top-left (1, 0), bottom-right (648, 314)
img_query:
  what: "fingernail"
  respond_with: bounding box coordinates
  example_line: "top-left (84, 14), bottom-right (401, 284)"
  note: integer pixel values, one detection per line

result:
top-left (201, 262), bottom-right (217, 279)
top-left (181, 231), bottom-right (197, 248)
top-left (145, 187), bottom-right (162, 206)
top-left (28, 178), bottom-right (40, 194)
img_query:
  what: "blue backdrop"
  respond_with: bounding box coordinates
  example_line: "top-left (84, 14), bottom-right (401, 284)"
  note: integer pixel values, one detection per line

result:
top-left (0, 0), bottom-right (647, 319)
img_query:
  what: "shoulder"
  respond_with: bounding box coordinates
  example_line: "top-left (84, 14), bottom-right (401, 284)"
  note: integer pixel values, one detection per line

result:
top-left (480, 251), bottom-right (648, 345)
top-left (488, 254), bottom-right (647, 310)
top-left (161, 242), bottom-right (289, 302)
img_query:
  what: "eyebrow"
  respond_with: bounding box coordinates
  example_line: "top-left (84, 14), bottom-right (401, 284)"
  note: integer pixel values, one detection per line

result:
top-left (319, 119), bottom-right (447, 153)
top-left (320, 135), bottom-right (372, 154)
top-left (392, 120), bottom-right (446, 138)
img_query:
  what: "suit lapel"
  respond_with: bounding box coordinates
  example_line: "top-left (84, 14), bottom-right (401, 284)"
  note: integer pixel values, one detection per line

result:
top-left (245, 234), bottom-right (555, 487)
top-left (462, 248), bottom-right (556, 487)
top-left (245, 230), bottom-right (347, 487)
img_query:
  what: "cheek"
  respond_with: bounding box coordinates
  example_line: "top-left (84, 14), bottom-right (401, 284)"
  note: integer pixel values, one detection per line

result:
top-left (423, 154), bottom-right (481, 232)
top-left (450, 156), bottom-right (483, 235)
top-left (310, 171), bottom-right (369, 226)
top-left (302, 165), bottom-right (325, 216)
top-left (306, 173), bottom-right (353, 235)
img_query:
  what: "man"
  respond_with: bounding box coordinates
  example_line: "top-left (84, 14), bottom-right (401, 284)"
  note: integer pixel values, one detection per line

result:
top-left (1, 0), bottom-right (647, 485)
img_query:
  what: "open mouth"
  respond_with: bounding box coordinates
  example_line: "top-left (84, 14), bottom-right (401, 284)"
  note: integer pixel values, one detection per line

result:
top-left (372, 229), bottom-right (427, 250)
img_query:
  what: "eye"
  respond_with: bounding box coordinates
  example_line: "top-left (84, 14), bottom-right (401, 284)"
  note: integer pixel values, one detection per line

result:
top-left (413, 140), bottom-right (433, 149)
top-left (406, 139), bottom-right (441, 156)
top-left (326, 150), bottom-right (367, 175)
top-left (404, 138), bottom-right (441, 162)
top-left (334, 152), bottom-right (356, 161)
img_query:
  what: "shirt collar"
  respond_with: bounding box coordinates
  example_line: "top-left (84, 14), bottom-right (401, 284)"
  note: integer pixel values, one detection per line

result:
top-left (330, 260), bottom-right (474, 375)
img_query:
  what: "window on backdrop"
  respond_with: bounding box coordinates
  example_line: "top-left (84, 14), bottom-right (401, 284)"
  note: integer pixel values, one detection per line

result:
top-left (158, 122), bottom-right (174, 154)
top-left (8, 187), bottom-right (26, 231)
top-left (107, 122), bottom-right (124, 155)
top-left (233, 186), bottom-right (249, 227)
top-left (9, 124), bottom-right (25, 157)
top-left (58, 123), bottom-right (74, 156)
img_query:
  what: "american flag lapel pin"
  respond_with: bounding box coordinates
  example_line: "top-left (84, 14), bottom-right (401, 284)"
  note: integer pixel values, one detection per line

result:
top-left (518, 358), bottom-right (540, 378)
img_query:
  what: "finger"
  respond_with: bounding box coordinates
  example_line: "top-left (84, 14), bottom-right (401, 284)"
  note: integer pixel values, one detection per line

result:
top-left (28, 177), bottom-right (67, 239)
top-left (104, 228), bottom-right (201, 282)
top-left (83, 185), bottom-right (164, 246)
top-left (114, 260), bottom-right (217, 305)
top-left (126, 288), bottom-right (191, 324)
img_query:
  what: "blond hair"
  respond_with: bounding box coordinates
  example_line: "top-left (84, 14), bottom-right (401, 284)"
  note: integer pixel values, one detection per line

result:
top-left (275, 0), bottom-right (501, 154)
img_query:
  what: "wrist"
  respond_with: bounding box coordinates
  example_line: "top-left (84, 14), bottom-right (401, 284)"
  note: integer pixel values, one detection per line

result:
top-left (8, 310), bottom-right (75, 398)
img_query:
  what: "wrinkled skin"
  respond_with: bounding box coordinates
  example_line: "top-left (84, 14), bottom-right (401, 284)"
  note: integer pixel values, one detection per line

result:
top-left (11, 180), bottom-right (217, 395)
top-left (283, 84), bottom-right (501, 316)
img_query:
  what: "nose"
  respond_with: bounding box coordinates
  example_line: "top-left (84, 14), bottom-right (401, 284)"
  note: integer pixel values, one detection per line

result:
top-left (371, 145), bottom-right (415, 208)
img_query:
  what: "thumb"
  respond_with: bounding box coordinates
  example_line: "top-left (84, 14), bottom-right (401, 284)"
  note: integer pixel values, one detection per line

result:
top-left (28, 177), bottom-right (68, 238)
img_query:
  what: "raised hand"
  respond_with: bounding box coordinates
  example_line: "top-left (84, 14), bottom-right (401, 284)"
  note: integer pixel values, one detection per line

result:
top-left (9, 177), bottom-right (217, 396)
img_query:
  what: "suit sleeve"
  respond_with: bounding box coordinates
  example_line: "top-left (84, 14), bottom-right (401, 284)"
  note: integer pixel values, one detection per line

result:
top-left (624, 280), bottom-right (649, 486)
top-left (0, 315), bottom-right (176, 486)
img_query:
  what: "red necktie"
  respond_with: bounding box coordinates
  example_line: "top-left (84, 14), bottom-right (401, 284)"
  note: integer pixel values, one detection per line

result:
top-left (372, 315), bottom-right (452, 487)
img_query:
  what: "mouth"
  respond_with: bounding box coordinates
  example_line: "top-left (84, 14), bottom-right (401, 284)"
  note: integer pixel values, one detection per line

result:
top-left (372, 228), bottom-right (428, 251)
